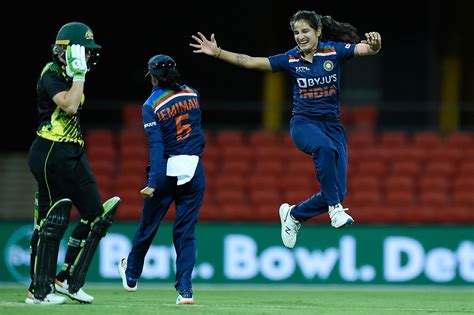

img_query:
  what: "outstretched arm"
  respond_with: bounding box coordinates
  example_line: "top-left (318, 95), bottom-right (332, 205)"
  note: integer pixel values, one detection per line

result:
top-left (355, 32), bottom-right (382, 56)
top-left (190, 32), bottom-right (272, 71)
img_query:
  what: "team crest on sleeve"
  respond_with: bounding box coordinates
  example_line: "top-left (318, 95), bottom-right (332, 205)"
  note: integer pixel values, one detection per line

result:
top-left (323, 60), bottom-right (334, 71)
top-left (345, 43), bottom-right (351, 49)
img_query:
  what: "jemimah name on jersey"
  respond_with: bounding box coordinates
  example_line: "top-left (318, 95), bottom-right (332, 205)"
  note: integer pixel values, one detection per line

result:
top-left (156, 97), bottom-right (199, 121)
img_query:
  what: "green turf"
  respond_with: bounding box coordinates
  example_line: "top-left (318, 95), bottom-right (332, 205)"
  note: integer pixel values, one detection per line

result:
top-left (1, 285), bottom-right (473, 314)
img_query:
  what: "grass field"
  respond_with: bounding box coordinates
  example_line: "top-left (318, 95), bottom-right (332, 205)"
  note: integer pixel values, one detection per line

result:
top-left (1, 285), bottom-right (473, 314)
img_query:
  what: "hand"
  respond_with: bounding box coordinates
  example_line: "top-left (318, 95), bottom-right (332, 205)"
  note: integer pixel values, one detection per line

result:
top-left (190, 32), bottom-right (220, 57)
top-left (363, 32), bottom-right (381, 53)
top-left (140, 186), bottom-right (155, 198)
top-left (66, 44), bottom-right (87, 81)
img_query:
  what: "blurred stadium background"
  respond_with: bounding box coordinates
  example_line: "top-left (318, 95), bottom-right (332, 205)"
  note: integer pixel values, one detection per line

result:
top-left (1, 1), bottom-right (472, 290)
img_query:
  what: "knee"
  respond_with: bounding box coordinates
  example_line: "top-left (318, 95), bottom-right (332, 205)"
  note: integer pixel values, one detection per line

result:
top-left (81, 209), bottom-right (102, 222)
top-left (317, 146), bottom-right (334, 155)
top-left (313, 146), bottom-right (336, 161)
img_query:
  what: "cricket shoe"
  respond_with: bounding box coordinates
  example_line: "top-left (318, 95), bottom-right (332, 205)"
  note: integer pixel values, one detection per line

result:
top-left (279, 203), bottom-right (301, 248)
top-left (119, 257), bottom-right (137, 292)
top-left (329, 203), bottom-right (354, 228)
top-left (55, 279), bottom-right (94, 303)
top-left (176, 290), bottom-right (194, 304)
top-left (25, 290), bottom-right (66, 305)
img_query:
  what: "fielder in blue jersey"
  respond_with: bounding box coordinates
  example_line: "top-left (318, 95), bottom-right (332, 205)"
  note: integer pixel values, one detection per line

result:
top-left (191, 10), bottom-right (381, 248)
top-left (118, 54), bottom-right (205, 305)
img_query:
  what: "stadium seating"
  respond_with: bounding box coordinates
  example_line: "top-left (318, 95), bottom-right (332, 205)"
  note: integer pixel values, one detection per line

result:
top-left (85, 129), bottom-right (115, 148)
top-left (445, 131), bottom-right (474, 148)
top-left (121, 103), bottom-right (143, 130)
top-left (86, 146), bottom-right (115, 163)
top-left (379, 131), bottom-right (408, 147)
top-left (215, 130), bottom-right (245, 147)
top-left (339, 106), bottom-right (352, 126)
top-left (82, 127), bottom-right (473, 224)
top-left (418, 176), bottom-right (450, 193)
top-left (412, 131), bottom-right (442, 149)
top-left (351, 105), bottom-right (378, 131)
top-left (356, 161), bottom-right (387, 178)
top-left (391, 161), bottom-right (422, 178)
top-left (348, 130), bottom-right (376, 148)
top-left (248, 130), bottom-right (279, 147)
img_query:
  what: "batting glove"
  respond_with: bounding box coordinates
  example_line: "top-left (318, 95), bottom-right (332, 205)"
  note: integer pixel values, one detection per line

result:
top-left (66, 44), bottom-right (87, 82)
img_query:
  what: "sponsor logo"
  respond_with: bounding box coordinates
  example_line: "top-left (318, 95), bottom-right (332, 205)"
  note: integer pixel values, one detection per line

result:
top-left (296, 74), bottom-right (337, 88)
top-left (345, 43), bottom-right (351, 49)
top-left (4, 225), bottom-right (33, 282)
top-left (4, 225), bottom-right (66, 283)
top-left (295, 66), bottom-right (311, 73)
top-left (85, 30), bottom-right (94, 40)
top-left (100, 234), bottom-right (214, 280)
top-left (223, 234), bottom-right (474, 282)
top-left (144, 121), bottom-right (157, 128)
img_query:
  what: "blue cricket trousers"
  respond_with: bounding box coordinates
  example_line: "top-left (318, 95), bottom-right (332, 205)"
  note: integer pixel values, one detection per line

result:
top-left (289, 116), bottom-right (348, 222)
top-left (125, 160), bottom-right (205, 292)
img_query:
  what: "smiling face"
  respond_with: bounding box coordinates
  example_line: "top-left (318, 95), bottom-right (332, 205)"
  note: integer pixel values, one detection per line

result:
top-left (293, 19), bottom-right (321, 55)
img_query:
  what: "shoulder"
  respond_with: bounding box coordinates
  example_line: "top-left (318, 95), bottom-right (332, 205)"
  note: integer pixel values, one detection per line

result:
top-left (269, 47), bottom-right (300, 63)
top-left (144, 88), bottom-right (163, 109)
top-left (316, 41), bottom-right (337, 54)
top-left (41, 62), bottom-right (63, 76)
top-left (278, 47), bottom-right (300, 59)
top-left (180, 85), bottom-right (199, 96)
top-left (285, 47), bottom-right (300, 56)
top-left (40, 62), bottom-right (66, 81)
top-left (319, 41), bottom-right (354, 53)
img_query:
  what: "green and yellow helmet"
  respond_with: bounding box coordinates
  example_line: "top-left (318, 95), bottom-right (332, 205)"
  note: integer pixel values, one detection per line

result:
top-left (55, 22), bottom-right (101, 49)
top-left (52, 22), bottom-right (101, 69)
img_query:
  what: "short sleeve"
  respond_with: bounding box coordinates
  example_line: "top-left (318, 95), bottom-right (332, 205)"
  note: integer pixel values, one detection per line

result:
top-left (335, 42), bottom-right (356, 61)
top-left (41, 71), bottom-right (70, 98)
top-left (268, 53), bottom-right (289, 73)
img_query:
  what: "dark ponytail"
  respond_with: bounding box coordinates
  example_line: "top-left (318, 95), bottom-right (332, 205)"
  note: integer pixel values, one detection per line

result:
top-left (159, 67), bottom-right (182, 91)
top-left (290, 10), bottom-right (360, 44)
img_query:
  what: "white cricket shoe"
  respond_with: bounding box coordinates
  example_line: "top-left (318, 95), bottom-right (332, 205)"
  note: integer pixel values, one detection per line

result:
top-left (119, 257), bottom-right (137, 292)
top-left (176, 291), bottom-right (194, 305)
top-left (25, 290), bottom-right (66, 305)
top-left (55, 279), bottom-right (94, 303)
top-left (279, 203), bottom-right (301, 248)
top-left (329, 203), bottom-right (354, 228)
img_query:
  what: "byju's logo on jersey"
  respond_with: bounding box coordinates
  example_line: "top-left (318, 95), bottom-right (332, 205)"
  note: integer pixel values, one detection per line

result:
top-left (323, 61), bottom-right (334, 72)
top-left (296, 74), bottom-right (337, 88)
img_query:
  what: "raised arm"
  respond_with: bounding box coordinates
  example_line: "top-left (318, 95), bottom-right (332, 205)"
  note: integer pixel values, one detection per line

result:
top-left (190, 32), bottom-right (272, 71)
top-left (52, 84), bottom-right (84, 115)
top-left (355, 32), bottom-right (382, 57)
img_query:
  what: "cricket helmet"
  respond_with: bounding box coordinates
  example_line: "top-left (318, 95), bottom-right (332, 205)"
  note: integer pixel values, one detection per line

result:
top-left (55, 22), bottom-right (101, 49)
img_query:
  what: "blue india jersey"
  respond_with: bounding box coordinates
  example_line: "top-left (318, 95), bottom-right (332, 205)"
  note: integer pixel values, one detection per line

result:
top-left (268, 41), bottom-right (355, 119)
top-left (142, 84), bottom-right (205, 188)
